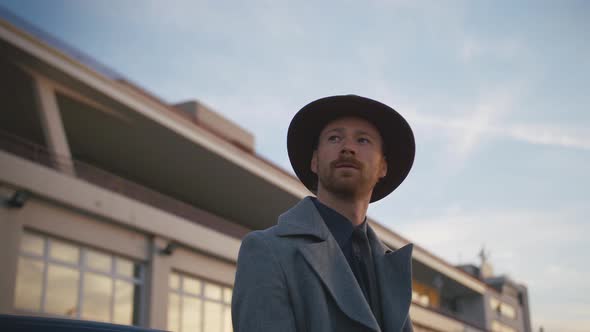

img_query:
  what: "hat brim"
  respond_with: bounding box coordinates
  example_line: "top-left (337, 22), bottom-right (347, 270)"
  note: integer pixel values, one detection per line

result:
top-left (287, 95), bottom-right (415, 202)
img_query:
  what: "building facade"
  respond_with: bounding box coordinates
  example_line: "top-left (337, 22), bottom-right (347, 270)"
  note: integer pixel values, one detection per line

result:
top-left (0, 10), bottom-right (531, 332)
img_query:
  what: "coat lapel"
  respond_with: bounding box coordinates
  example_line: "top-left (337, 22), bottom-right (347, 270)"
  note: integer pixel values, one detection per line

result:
top-left (299, 240), bottom-right (381, 331)
top-left (275, 197), bottom-right (381, 331)
top-left (367, 226), bottom-right (413, 332)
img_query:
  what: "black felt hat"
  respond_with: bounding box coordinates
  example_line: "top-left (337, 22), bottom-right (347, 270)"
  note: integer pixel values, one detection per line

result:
top-left (287, 95), bottom-right (415, 202)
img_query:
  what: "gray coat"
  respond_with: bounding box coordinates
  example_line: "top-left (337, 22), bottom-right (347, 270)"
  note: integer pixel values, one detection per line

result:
top-left (232, 197), bottom-right (414, 332)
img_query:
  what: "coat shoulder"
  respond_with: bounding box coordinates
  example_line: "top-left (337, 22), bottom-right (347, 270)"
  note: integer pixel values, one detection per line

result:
top-left (240, 223), bottom-right (301, 253)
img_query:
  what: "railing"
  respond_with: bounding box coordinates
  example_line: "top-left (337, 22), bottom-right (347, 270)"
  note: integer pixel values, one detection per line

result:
top-left (0, 130), bottom-right (250, 239)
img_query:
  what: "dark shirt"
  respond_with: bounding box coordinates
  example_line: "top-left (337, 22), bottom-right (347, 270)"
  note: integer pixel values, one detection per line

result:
top-left (312, 198), bottom-right (382, 326)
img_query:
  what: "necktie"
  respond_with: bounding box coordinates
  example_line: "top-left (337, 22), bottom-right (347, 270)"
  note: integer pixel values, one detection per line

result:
top-left (352, 227), bottom-right (382, 326)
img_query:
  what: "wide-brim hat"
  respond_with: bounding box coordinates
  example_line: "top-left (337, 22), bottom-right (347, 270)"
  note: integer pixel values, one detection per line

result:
top-left (287, 94), bottom-right (415, 202)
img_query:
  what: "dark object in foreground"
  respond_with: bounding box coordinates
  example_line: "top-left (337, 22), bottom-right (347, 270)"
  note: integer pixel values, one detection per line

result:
top-left (0, 314), bottom-right (166, 332)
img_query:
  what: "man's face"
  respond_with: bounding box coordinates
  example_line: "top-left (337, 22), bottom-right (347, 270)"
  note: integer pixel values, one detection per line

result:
top-left (310, 116), bottom-right (388, 200)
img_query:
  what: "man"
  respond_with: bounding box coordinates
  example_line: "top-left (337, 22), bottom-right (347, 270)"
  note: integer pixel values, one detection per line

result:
top-left (232, 95), bottom-right (416, 332)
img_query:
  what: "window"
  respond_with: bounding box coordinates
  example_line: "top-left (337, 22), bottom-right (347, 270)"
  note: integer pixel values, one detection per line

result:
top-left (14, 230), bottom-right (143, 325)
top-left (490, 297), bottom-right (517, 319)
top-left (411, 280), bottom-right (440, 308)
top-left (168, 271), bottom-right (232, 332)
top-left (412, 290), bottom-right (430, 306)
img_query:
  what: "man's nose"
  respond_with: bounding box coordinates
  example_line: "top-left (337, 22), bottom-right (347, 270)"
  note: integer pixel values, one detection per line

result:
top-left (339, 138), bottom-right (356, 155)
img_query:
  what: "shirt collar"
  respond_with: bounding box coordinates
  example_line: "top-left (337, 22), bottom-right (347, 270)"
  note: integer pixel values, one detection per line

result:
top-left (311, 197), bottom-right (367, 248)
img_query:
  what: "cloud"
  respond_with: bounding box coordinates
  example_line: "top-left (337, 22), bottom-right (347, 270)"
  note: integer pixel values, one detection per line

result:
top-left (408, 110), bottom-right (590, 152)
top-left (401, 86), bottom-right (518, 167)
top-left (460, 36), bottom-right (528, 63)
top-left (448, 90), bottom-right (516, 162)
top-left (503, 123), bottom-right (590, 150)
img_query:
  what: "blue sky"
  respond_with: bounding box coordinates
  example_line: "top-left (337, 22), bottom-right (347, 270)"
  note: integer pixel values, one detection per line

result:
top-left (2, 0), bottom-right (589, 330)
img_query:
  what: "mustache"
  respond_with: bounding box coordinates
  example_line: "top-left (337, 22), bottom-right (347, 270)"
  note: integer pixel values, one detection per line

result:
top-left (330, 157), bottom-right (362, 169)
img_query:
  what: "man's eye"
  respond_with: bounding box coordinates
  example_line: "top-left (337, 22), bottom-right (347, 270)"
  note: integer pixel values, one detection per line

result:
top-left (327, 135), bottom-right (341, 142)
top-left (358, 137), bottom-right (371, 144)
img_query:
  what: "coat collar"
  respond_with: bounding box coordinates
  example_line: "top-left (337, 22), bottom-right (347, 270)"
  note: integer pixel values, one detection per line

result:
top-left (275, 196), bottom-right (331, 240)
top-left (275, 197), bottom-right (414, 332)
top-left (367, 227), bottom-right (414, 332)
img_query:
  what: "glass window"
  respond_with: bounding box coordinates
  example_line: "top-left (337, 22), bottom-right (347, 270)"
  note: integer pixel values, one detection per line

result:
top-left (49, 239), bottom-right (79, 264)
top-left (182, 297), bottom-right (202, 332)
top-left (114, 280), bottom-right (135, 324)
top-left (14, 257), bottom-right (43, 311)
top-left (45, 265), bottom-right (80, 316)
top-left (223, 306), bottom-right (232, 332)
top-left (411, 290), bottom-right (430, 306)
top-left (82, 272), bottom-right (112, 322)
top-left (500, 303), bottom-right (516, 319)
top-left (13, 230), bottom-right (143, 326)
top-left (204, 283), bottom-right (222, 301)
top-left (168, 272), bottom-right (232, 332)
top-left (411, 280), bottom-right (439, 308)
top-left (490, 297), bottom-right (517, 319)
top-left (223, 288), bottom-right (232, 303)
top-left (170, 272), bottom-right (180, 290)
top-left (203, 301), bottom-right (223, 332)
top-left (168, 293), bottom-right (181, 332)
top-left (418, 294), bottom-right (430, 306)
top-left (20, 232), bottom-right (45, 256)
top-left (86, 249), bottom-right (112, 273)
top-left (490, 297), bottom-right (499, 311)
top-left (116, 258), bottom-right (135, 278)
top-left (184, 276), bottom-right (201, 295)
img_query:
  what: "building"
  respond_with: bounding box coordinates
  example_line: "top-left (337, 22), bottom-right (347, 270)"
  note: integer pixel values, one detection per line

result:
top-left (0, 9), bottom-right (531, 332)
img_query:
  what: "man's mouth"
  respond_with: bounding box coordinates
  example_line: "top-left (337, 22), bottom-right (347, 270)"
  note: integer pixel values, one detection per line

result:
top-left (333, 161), bottom-right (361, 169)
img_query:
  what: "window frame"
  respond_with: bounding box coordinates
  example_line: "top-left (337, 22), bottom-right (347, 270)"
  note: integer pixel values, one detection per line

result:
top-left (14, 229), bottom-right (145, 326)
top-left (167, 270), bottom-right (232, 332)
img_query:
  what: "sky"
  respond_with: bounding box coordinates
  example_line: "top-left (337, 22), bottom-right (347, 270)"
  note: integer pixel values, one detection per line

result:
top-left (2, 0), bottom-right (589, 330)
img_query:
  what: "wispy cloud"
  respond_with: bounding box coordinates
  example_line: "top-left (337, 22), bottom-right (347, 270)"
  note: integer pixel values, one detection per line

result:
top-left (400, 87), bottom-right (517, 167)
top-left (460, 37), bottom-right (527, 62)
top-left (408, 111), bottom-right (590, 152)
top-left (504, 124), bottom-right (590, 150)
top-left (448, 89), bottom-right (517, 162)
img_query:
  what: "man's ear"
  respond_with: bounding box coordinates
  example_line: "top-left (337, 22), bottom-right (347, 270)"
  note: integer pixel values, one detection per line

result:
top-left (311, 150), bottom-right (318, 174)
top-left (379, 156), bottom-right (388, 179)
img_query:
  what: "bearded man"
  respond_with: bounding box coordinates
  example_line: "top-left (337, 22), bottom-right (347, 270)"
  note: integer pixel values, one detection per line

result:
top-left (232, 95), bottom-right (416, 332)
